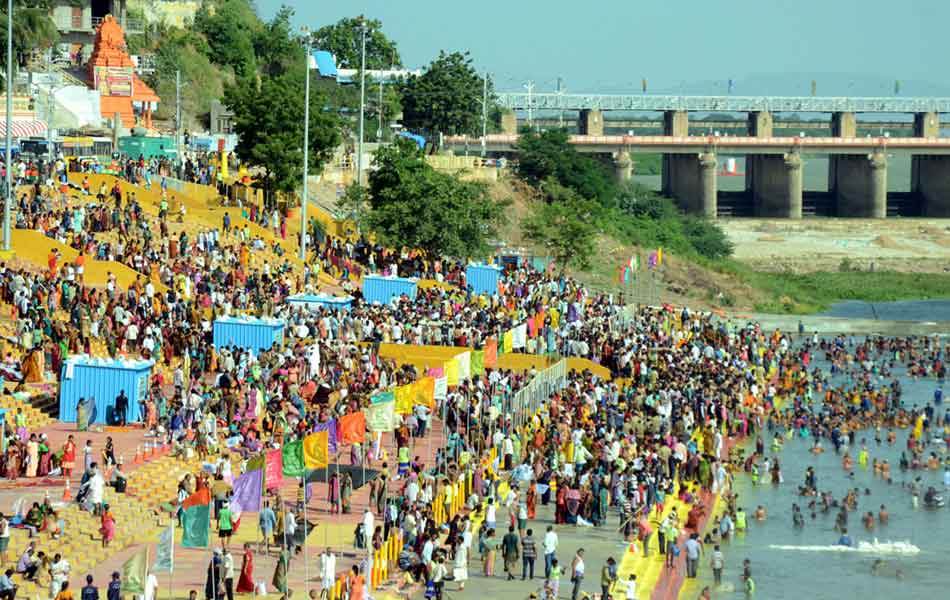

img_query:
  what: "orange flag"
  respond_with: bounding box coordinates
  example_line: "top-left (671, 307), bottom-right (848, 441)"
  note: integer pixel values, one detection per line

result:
top-left (484, 338), bottom-right (498, 368)
top-left (338, 411), bottom-right (366, 445)
top-left (414, 377), bottom-right (436, 408)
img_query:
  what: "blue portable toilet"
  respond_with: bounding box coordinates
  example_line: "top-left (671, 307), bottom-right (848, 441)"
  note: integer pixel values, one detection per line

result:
top-left (286, 293), bottom-right (354, 312)
top-left (213, 316), bottom-right (286, 352)
top-left (59, 356), bottom-right (154, 425)
top-left (362, 275), bottom-right (418, 304)
top-left (466, 264), bottom-right (502, 296)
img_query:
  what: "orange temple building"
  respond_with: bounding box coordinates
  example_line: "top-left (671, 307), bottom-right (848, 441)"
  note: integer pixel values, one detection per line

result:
top-left (87, 15), bottom-right (159, 128)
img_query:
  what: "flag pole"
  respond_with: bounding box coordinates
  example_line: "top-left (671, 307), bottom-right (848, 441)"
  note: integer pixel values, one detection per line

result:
top-left (302, 473), bottom-right (310, 599)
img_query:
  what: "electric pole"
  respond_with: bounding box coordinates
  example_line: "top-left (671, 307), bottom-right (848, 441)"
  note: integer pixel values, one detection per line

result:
top-left (357, 19), bottom-right (367, 187)
top-left (524, 80), bottom-right (535, 130)
top-left (481, 73), bottom-right (488, 156)
top-left (300, 29), bottom-right (311, 261)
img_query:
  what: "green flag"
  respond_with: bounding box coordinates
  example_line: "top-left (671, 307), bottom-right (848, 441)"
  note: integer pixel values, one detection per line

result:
top-left (121, 546), bottom-right (149, 594)
top-left (472, 350), bottom-right (485, 376)
top-left (282, 439), bottom-right (305, 477)
top-left (181, 488), bottom-right (212, 548)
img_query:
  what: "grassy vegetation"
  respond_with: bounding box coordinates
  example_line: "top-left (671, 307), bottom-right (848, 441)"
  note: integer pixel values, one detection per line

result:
top-left (733, 266), bottom-right (950, 314)
top-left (633, 153), bottom-right (661, 175)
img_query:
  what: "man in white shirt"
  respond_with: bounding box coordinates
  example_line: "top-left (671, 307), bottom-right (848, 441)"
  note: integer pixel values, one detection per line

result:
top-left (320, 548), bottom-right (336, 598)
top-left (543, 525), bottom-right (558, 578)
top-left (362, 508), bottom-right (375, 548)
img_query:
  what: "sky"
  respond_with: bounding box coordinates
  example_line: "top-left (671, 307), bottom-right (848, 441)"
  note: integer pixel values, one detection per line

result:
top-left (258, 0), bottom-right (948, 96)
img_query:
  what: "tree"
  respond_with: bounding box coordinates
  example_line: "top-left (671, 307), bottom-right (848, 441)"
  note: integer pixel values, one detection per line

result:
top-left (227, 70), bottom-right (340, 207)
top-left (253, 5), bottom-right (299, 77)
top-left (311, 16), bottom-right (401, 70)
top-left (522, 183), bottom-right (598, 273)
top-left (147, 28), bottom-right (222, 124)
top-left (194, 0), bottom-right (260, 77)
top-left (0, 1), bottom-right (59, 74)
top-left (365, 138), bottom-right (504, 258)
top-left (398, 51), bottom-right (489, 136)
top-left (514, 128), bottom-right (616, 206)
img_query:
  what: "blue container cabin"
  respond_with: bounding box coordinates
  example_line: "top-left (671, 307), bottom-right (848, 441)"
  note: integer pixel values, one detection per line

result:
top-left (286, 293), bottom-right (354, 312)
top-left (213, 316), bottom-right (286, 352)
top-left (362, 275), bottom-right (418, 304)
top-left (466, 264), bottom-right (503, 296)
top-left (59, 357), bottom-right (154, 424)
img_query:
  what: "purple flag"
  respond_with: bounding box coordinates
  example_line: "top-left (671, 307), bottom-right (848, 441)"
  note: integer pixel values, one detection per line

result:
top-left (230, 467), bottom-right (263, 516)
top-left (313, 420), bottom-right (338, 454)
top-left (648, 251), bottom-right (658, 270)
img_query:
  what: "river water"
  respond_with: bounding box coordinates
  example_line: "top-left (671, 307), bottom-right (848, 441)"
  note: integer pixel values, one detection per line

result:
top-left (818, 299), bottom-right (950, 323)
top-left (695, 336), bottom-right (950, 598)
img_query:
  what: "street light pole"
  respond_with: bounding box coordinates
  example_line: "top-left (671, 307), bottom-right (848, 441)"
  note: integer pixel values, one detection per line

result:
top-left (481, 73), bottom-right (488, 156)
top-left (356, 19), bottom-right (367, 187)
top-left (299, 29), bottom-right (311, 261)
top-left (4, 0), bottom-right (12, 251)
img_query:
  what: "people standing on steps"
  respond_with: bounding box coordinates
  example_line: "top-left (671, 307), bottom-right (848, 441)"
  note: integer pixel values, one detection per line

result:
top-left (601, 557), bottom-right (618, 600)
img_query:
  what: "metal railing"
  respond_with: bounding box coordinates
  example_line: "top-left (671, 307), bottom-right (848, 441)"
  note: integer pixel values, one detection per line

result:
top-left (496, 92), bottom-right (950, 114)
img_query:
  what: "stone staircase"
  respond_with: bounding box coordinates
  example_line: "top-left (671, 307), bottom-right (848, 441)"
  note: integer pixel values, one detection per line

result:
top-left (13, 487), bottom-right (164, 599)
top-left (124, 452), bottom-right (202, 509)
top-left (0, 389), bottom-right (57, 430)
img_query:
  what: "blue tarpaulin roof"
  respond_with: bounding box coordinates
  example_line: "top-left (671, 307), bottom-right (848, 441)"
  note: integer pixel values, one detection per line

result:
top-left (312, 51), bottom-right (338, 77)
top-left (397, 131), bottom-right (426, 149)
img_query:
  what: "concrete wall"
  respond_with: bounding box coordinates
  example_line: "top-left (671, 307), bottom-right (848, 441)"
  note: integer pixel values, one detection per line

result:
top-left (748, 153), bottom-right (803, 218)
top-left (831, 112), bottom-right (857, 138)
top-left (914, 112), bottom-right (940, 138)
top-left (663, 110), bottom-right (688, 137)
top-left (578, 109), bottom-right (604, 136)
top-left (501, 110), bottom-right (518, 134)
top-left (830, 153), bottom-right (887, 217)
top-left (665, 153), bottom-right (716, 217)
top-left (748, 111), bottom-right (773, 137)
top-left (912, 155), bottom-right (950, 216)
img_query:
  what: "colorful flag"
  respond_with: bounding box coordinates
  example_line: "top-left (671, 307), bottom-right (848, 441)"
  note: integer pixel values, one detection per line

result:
top-left (433, 376), bottom-right (448, 401)
top-left (455, 352), bottom-right (472, 379)
top-left (371, 390), bottom-right (395, 405)
top-left (426, 367), bottom-right (444, 378)
top-left (503, 330), bottom-right (513, 353)
top-left (312, 420), bottom-right (337, 454)
top-left (648, 251), bottom-right (658, 270)
top-left (303, 430), bottom-right (329, 469)
top-left (623, 266), bottom-right (630, 284)
top-left (471, 351), bottom-right (485, 376)
top-left (657, 247), bottom-right (663, 266)
top-left (181, 488), bottom-right (212, 548)
top-left (394, 384), bottom-right (414, 414)
top-left (230, 466), bottom-right (263, 515)
top-left (629, 255), bottom-right (639, 272)
top-left (484, 339), bottom-right (498, 368)
top-left (444, 359), bottom-right (460, 387)
top-left (415, 377), bottom-right (436, 408)
top-left (265, 449), bottom-right (284, 489)
top-left (281, 440), bottom-right (305, 478)
top-left (367, 401), bottom-right (396, 432)
top-left (121, 546), bottom-right (149, 594)
top-left (338, 411), bottom-right (366, 444)
top-left (152, 526), bottom-right (174, 574)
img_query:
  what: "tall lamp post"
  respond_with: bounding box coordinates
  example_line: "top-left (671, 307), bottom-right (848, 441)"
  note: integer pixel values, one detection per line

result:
top-left (300, 27), bottom-right (311, 261)
top-left (3, 0), bottom-right (12, 251)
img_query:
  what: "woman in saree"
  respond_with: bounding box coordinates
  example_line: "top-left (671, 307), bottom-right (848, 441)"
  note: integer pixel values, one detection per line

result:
top-left (328, 472), bottom-right (341, 514)
top-left (75, 397), bottom-right (90, 432)
top-left (26, 434), bottom-right (39, 478)
top-left (37, 435), bottom-right (51, 477)
top-left (526, 480), bottom-right (537, 520)
top-left (235, 542), bottom-right (255, 593)
top-left (100, 504), bottom-right (116, 547)
top-left (61, 435), bottom-right (76, 477)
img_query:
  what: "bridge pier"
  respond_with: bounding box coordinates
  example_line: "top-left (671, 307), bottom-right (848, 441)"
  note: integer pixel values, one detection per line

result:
top-left (501, 110), bottom-right (518, 134)
top-left (830, 152), bottom-right (887, 217)
top-left (748, 111), bottom-right (773, 137)
top-left (912, 156), bottom-right (950, 216)
top-left (748, 152), bottom-right (803, 218)
top-left (914, 112), bottom-right (940, 138)
top-left (613, 150), bottom-right (633, 182)
top-left (578, 109), bottom-right (603, 136)
top-left (665, 152), bottom-right (717, 217)
top-left (831, 112), bottom-right (857, 138)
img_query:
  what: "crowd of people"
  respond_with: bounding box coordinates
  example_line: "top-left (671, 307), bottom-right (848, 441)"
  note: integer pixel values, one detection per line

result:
top-left (0, 160), bottom-right (945, 600)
